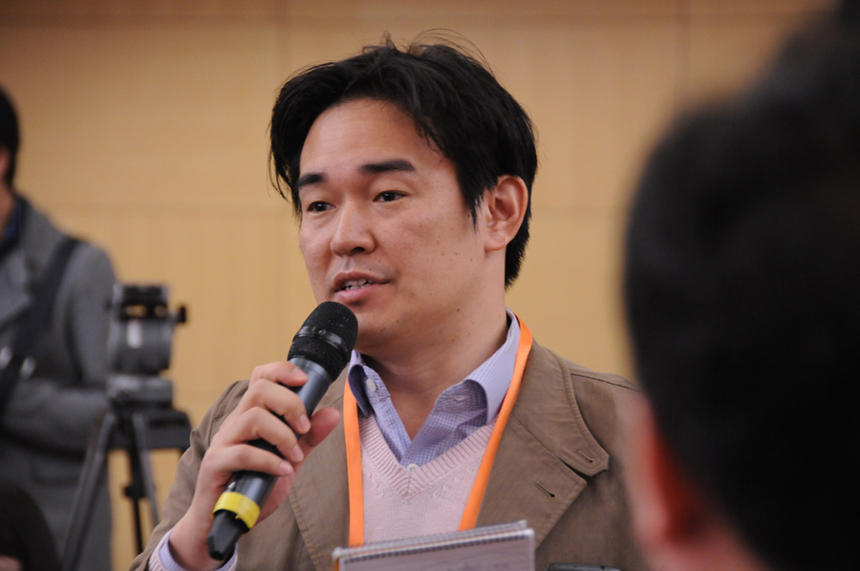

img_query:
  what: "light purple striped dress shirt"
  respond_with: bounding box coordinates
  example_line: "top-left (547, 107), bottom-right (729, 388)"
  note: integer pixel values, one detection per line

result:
top-left (347, 310), bottom-right (521, 467)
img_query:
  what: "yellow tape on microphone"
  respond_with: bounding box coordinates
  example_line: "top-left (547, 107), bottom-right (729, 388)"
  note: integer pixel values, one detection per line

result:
top-left (213, 491), bottom-right (261, 530)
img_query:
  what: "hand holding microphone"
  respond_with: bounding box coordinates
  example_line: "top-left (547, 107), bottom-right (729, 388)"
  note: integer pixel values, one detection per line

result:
top-left (205, 302), bottom-right (358, 560)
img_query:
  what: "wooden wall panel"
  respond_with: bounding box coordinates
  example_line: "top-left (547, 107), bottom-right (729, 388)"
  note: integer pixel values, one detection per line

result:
top-left (683, 13), bottom-right (813, 103)
top-left (0, 0), bottom-right (284, 18)
top-left (493, 22), bottom-right (680, 211)
top-left (508, 210), bottom-right (630, 376)
top-left (0, 0), bottom-right (832, 567)
top-left (3, 26), bottom-right (278, 208)
top-left (688, 0), bottom-right (832, 15)
top-left (285, 0), bottom-right (679, 18)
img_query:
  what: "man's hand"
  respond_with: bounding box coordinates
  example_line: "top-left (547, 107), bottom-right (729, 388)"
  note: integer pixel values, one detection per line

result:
top-left (167, 362), bottom-right (340, 569)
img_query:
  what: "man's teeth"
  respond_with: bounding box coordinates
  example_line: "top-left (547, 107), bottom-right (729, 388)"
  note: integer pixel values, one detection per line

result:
top-left (342, 279), bottom-right (375, 290)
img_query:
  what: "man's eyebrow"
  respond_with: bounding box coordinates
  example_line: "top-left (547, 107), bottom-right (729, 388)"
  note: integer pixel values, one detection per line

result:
top-left (296, 160), bottom-right (415, 191)
top-left (361, 159), bottom-right (416, 175)
top-left (295, 172), bottom-right (324, 191)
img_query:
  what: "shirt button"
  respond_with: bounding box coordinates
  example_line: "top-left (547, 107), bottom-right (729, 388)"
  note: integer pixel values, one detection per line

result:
top-left (365, 379), bottom-right (377, 393)
top-left (454, 395), bottom-right (467, 402)
top-left (407, 463), bottom-right (419, 470)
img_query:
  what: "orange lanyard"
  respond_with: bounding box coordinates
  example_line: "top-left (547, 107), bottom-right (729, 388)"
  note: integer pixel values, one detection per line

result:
top-left (344, 317), bottom-right (533, 546)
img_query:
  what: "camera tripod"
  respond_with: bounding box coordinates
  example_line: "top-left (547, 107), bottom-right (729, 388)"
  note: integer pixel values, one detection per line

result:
top-left (61, 375), bottom-right (191, 571)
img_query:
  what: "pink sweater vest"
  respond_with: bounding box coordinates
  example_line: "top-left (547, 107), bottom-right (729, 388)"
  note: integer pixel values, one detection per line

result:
top-left (360, 415), bottom-right (497, 543)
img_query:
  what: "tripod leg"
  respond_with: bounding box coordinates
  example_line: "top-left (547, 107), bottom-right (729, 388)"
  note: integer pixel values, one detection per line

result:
top-left (61, 408), bottom-right (117, 571)
top-left (130, 411), bottom-right (161, 535)
top-left (123, 427), bottom-right (146, 553)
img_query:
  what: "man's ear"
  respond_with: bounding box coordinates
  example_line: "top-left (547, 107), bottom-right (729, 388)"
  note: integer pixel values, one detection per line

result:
top-left (481, 175), bottom-right (528, 252)
top-left (626, 399), bottom-right (710, 554)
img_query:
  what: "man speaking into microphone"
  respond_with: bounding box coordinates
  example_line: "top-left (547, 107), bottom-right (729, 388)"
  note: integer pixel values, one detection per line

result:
top-left (132, 34), bottom-right (645, 571)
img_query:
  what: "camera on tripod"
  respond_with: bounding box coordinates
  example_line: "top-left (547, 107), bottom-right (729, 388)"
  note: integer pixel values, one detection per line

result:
top-left (63, 283), bottom-right (192, 571)
top-left (106, 283), bottom-right (187, 408)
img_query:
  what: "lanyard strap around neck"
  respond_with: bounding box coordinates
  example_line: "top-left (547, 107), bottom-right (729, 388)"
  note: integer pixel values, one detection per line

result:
top-left (343, 317), bottom-right (533, 546)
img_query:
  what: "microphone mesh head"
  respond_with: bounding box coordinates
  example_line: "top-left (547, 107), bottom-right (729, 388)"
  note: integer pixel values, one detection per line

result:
top-left (288, 302), bottom-right (358, 379)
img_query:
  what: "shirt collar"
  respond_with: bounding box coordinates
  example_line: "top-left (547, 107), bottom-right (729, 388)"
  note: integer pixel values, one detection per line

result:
top-left (347, 309), bottom-right (521, 423)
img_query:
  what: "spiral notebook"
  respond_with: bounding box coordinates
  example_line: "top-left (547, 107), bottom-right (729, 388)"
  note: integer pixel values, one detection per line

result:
top-left (331, 520), bottom-right (535, 571)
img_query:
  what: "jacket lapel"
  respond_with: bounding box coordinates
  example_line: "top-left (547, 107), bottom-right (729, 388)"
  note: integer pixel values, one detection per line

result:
top-left (287, 376), bottom-right (350, 570)
top-left (477, 341), bottom-right (610, 548)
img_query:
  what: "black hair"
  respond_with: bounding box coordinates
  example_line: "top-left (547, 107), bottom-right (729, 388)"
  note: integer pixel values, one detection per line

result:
top-left (270, 34), bottom-right (537, 288)
top-left (624, 6), bottom-right (860, 571)
top-left (0, 85), bottom-right (20, 187)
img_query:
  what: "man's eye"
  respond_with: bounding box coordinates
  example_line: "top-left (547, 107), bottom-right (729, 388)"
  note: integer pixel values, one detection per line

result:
top-left (376, 191), bottom-right (403, 202)
top-left (306, 201), bottom-right (331, 212)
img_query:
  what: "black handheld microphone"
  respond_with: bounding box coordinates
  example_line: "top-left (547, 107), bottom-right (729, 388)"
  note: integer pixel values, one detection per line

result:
top-left (207, 301), bottom-right (358, 560)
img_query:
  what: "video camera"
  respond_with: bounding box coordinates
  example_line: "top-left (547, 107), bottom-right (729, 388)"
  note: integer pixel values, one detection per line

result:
top-left (106, 283), bottom-right (187, 408)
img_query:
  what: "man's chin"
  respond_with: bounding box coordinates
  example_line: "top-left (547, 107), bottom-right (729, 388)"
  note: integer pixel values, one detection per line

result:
top-left (352, 325), bottom-right (394, 359)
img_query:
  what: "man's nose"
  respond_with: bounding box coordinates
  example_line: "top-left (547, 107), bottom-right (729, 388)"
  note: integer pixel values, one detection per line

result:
top-left (331, 202), bottom-right (374, 256)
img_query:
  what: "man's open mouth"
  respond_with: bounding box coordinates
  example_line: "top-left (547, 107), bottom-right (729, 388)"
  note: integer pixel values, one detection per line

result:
top-left (340, 279), bottom-right (376, 291)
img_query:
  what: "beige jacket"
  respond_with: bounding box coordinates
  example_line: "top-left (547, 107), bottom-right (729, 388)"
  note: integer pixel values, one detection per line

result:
top-left (132, 340), bottom-right (647, 571)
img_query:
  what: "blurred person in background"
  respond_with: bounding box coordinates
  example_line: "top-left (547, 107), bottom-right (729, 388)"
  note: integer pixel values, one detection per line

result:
top-left (0, 85), bottom-right (116, 570)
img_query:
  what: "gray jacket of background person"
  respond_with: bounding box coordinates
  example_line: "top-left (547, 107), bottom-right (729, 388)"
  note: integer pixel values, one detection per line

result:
top-left (132, 341), bottom-right (648, 571)
top-left (0, 196), bottom-right (116, 571)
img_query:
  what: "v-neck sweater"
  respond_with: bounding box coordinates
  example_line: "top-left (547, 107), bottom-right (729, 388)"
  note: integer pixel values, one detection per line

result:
top-left (360, 413), bottom-right (497, 543)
